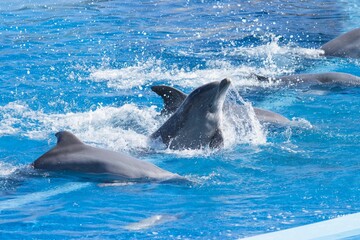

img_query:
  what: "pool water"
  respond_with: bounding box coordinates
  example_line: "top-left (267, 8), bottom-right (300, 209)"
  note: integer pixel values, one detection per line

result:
top-left (1, 0), bottom-right (360, 239)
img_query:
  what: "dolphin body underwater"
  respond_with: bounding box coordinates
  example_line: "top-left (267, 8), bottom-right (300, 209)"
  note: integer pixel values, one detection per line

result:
top-left (151, 83), bottom-right (290, 125)
top-left (150, 78), bottom-right (232, 150)
top-left (254, 72), bottom-right (360, 87)
top-left (320, 28), bottom-right (360, 58)
top-left (33, 131), bottom-right (183, 182)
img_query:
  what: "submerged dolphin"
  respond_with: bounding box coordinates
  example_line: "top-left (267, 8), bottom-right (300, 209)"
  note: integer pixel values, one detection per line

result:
top-left (33, 131), bottom-right (182, 182)
top-left (255, 72), bottom-right (360, 87)
top-left (151, 78), bottom-right (231, 150)
top-left (320, 28), bottom-right (360, 58)
top-left (151, 84), bottom-right (290, 125)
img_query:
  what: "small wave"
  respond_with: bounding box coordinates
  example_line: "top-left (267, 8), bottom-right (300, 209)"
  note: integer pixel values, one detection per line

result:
top-left (124, 214), bottom-right (179, 231)
top-left (185, 172), bottom-right (221, 186)
top-left (289, 117), bottom-right (313, 129)
top-left (97, 182), bottom-right (136, 187)
top-left (0, 182), bottom-right (90, 212)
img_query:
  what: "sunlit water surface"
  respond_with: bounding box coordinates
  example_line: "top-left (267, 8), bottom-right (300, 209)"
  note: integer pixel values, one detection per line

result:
top-left (1, 0), bottom-right (360, 239)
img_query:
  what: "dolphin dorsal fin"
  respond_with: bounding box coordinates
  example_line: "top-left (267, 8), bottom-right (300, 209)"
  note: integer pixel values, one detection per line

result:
top-left (55, 131), bottom-right (84, 147)
top-left (151, 85), bottom-right (187, 115)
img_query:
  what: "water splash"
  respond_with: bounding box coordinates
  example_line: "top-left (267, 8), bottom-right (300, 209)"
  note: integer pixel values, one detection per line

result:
top-left (89, 58), bottom-right (261, 89)
top-left (0, 102), bottom-right (159, 152)
top-left (226, 33), bottom-right (323, 59)
top-left (223, 89), bottom-right (267, 147)
top-left (0, 162), bottom-right (18, 177)
top-left (87, 36), bottom-right (325, 93)
top-left (0, 96), bottom-right (288, 156)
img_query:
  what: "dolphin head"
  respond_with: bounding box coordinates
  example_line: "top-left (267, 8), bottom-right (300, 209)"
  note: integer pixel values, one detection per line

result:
top-left (176, 78), bottom-right (231, 149)
top-left (154, 78), bottom-right (231, 149)
top-left (183, 78), bottom-right (231, 115)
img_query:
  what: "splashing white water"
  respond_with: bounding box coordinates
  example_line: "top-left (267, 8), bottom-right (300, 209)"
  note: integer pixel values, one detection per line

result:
top-left (89, 59), bottom-right (265, 89)
top-left (226, 34), bottom-right (323, 59)
top-left (88, 37), bottom-right (324, 92)
top-left (223, 90), bottom-right (267, 147)
top-left (0, 102), bottom-right (159, 152)
top-left (0, 162), bottom-right (18, 177)
top-left (0, 98), bottom-right (270, 155)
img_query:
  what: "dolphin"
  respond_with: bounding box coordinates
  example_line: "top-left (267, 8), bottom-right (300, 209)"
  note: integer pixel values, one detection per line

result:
top-left (151, 84), bottom-right (290, 125)
top-left (320, 28), bottom-right (360, 58)
top-left (150, 78), bottom-right (231, 150)
top-left (255, 72), bottom-right (360, 87)
top-left (33, 131), bottom-right (182, 182)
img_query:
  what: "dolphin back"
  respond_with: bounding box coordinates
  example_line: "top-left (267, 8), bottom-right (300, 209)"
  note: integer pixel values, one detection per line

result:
top-left (320, 28), bottom-right (360, 58)
top-left (33, 131), bottom-right (181, 181)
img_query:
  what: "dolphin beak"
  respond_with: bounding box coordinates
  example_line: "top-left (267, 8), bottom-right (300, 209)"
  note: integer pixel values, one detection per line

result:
top-left (209, 78), bottom-right (231, 113)
top-left (219, 78), bottom-right (231, 93)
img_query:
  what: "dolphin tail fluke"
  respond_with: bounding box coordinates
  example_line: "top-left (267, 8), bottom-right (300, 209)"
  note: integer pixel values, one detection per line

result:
top-left (151, 85), bottom-right (187, 115)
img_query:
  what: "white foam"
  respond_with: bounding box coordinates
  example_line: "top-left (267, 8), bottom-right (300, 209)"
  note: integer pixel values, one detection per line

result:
top-left (88, 37), bottom-right (326, 93)
top-left (0, 162), bottom-right (18, 177)
top-left (223, 91), bottom-right (267, 147)
top-left (124, 214), bottom-right (178, 231)
top-left (88, 57), bottom-right (297, 91)
top-left (98, 182), bottom-right (136, 187)
top-left (240, 212), bottom-right (360, 240)
top-left (90, 59), bottom-right (251, 89)
top-left (0, 102), bottom-right (159, 152)
top-left (0, 182), bottom-right (90, 212)
top-left (227, 37), bottom-right (323, 59)
top-left (289, 117), bottom-right (313, 129)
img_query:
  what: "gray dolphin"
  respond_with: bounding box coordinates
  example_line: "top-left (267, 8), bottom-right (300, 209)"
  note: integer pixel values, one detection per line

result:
top-left (255, 72), bottom-right (360, 87)
top-left (320, 28), bottom-right (360, 58)
top-left (151, 84), bottom-right (290, 125)
top-left (150, 78), bottom-right (231, 150)
top-left (33, 131), bottom-right (182, 182)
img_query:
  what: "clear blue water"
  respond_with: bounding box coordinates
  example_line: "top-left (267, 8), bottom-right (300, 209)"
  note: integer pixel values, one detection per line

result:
top-left (1, 0), bottom-right (360, 239)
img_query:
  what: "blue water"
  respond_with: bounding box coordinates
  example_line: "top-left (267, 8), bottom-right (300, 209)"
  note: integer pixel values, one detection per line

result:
top-left (1, 0), bottom-right (360, 239)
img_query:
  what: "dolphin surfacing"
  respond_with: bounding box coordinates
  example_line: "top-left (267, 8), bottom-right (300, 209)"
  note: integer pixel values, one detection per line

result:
top-left (151, 78), bottom-right (231, 150)
top-left (33, 131), bottom-right (182, 181)
top-left (255, 72), bottom-right (360, 87)
top-left (151, 83), bottom-right (290, 125)
top-left (320, 28), bottom-right (360, 58)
